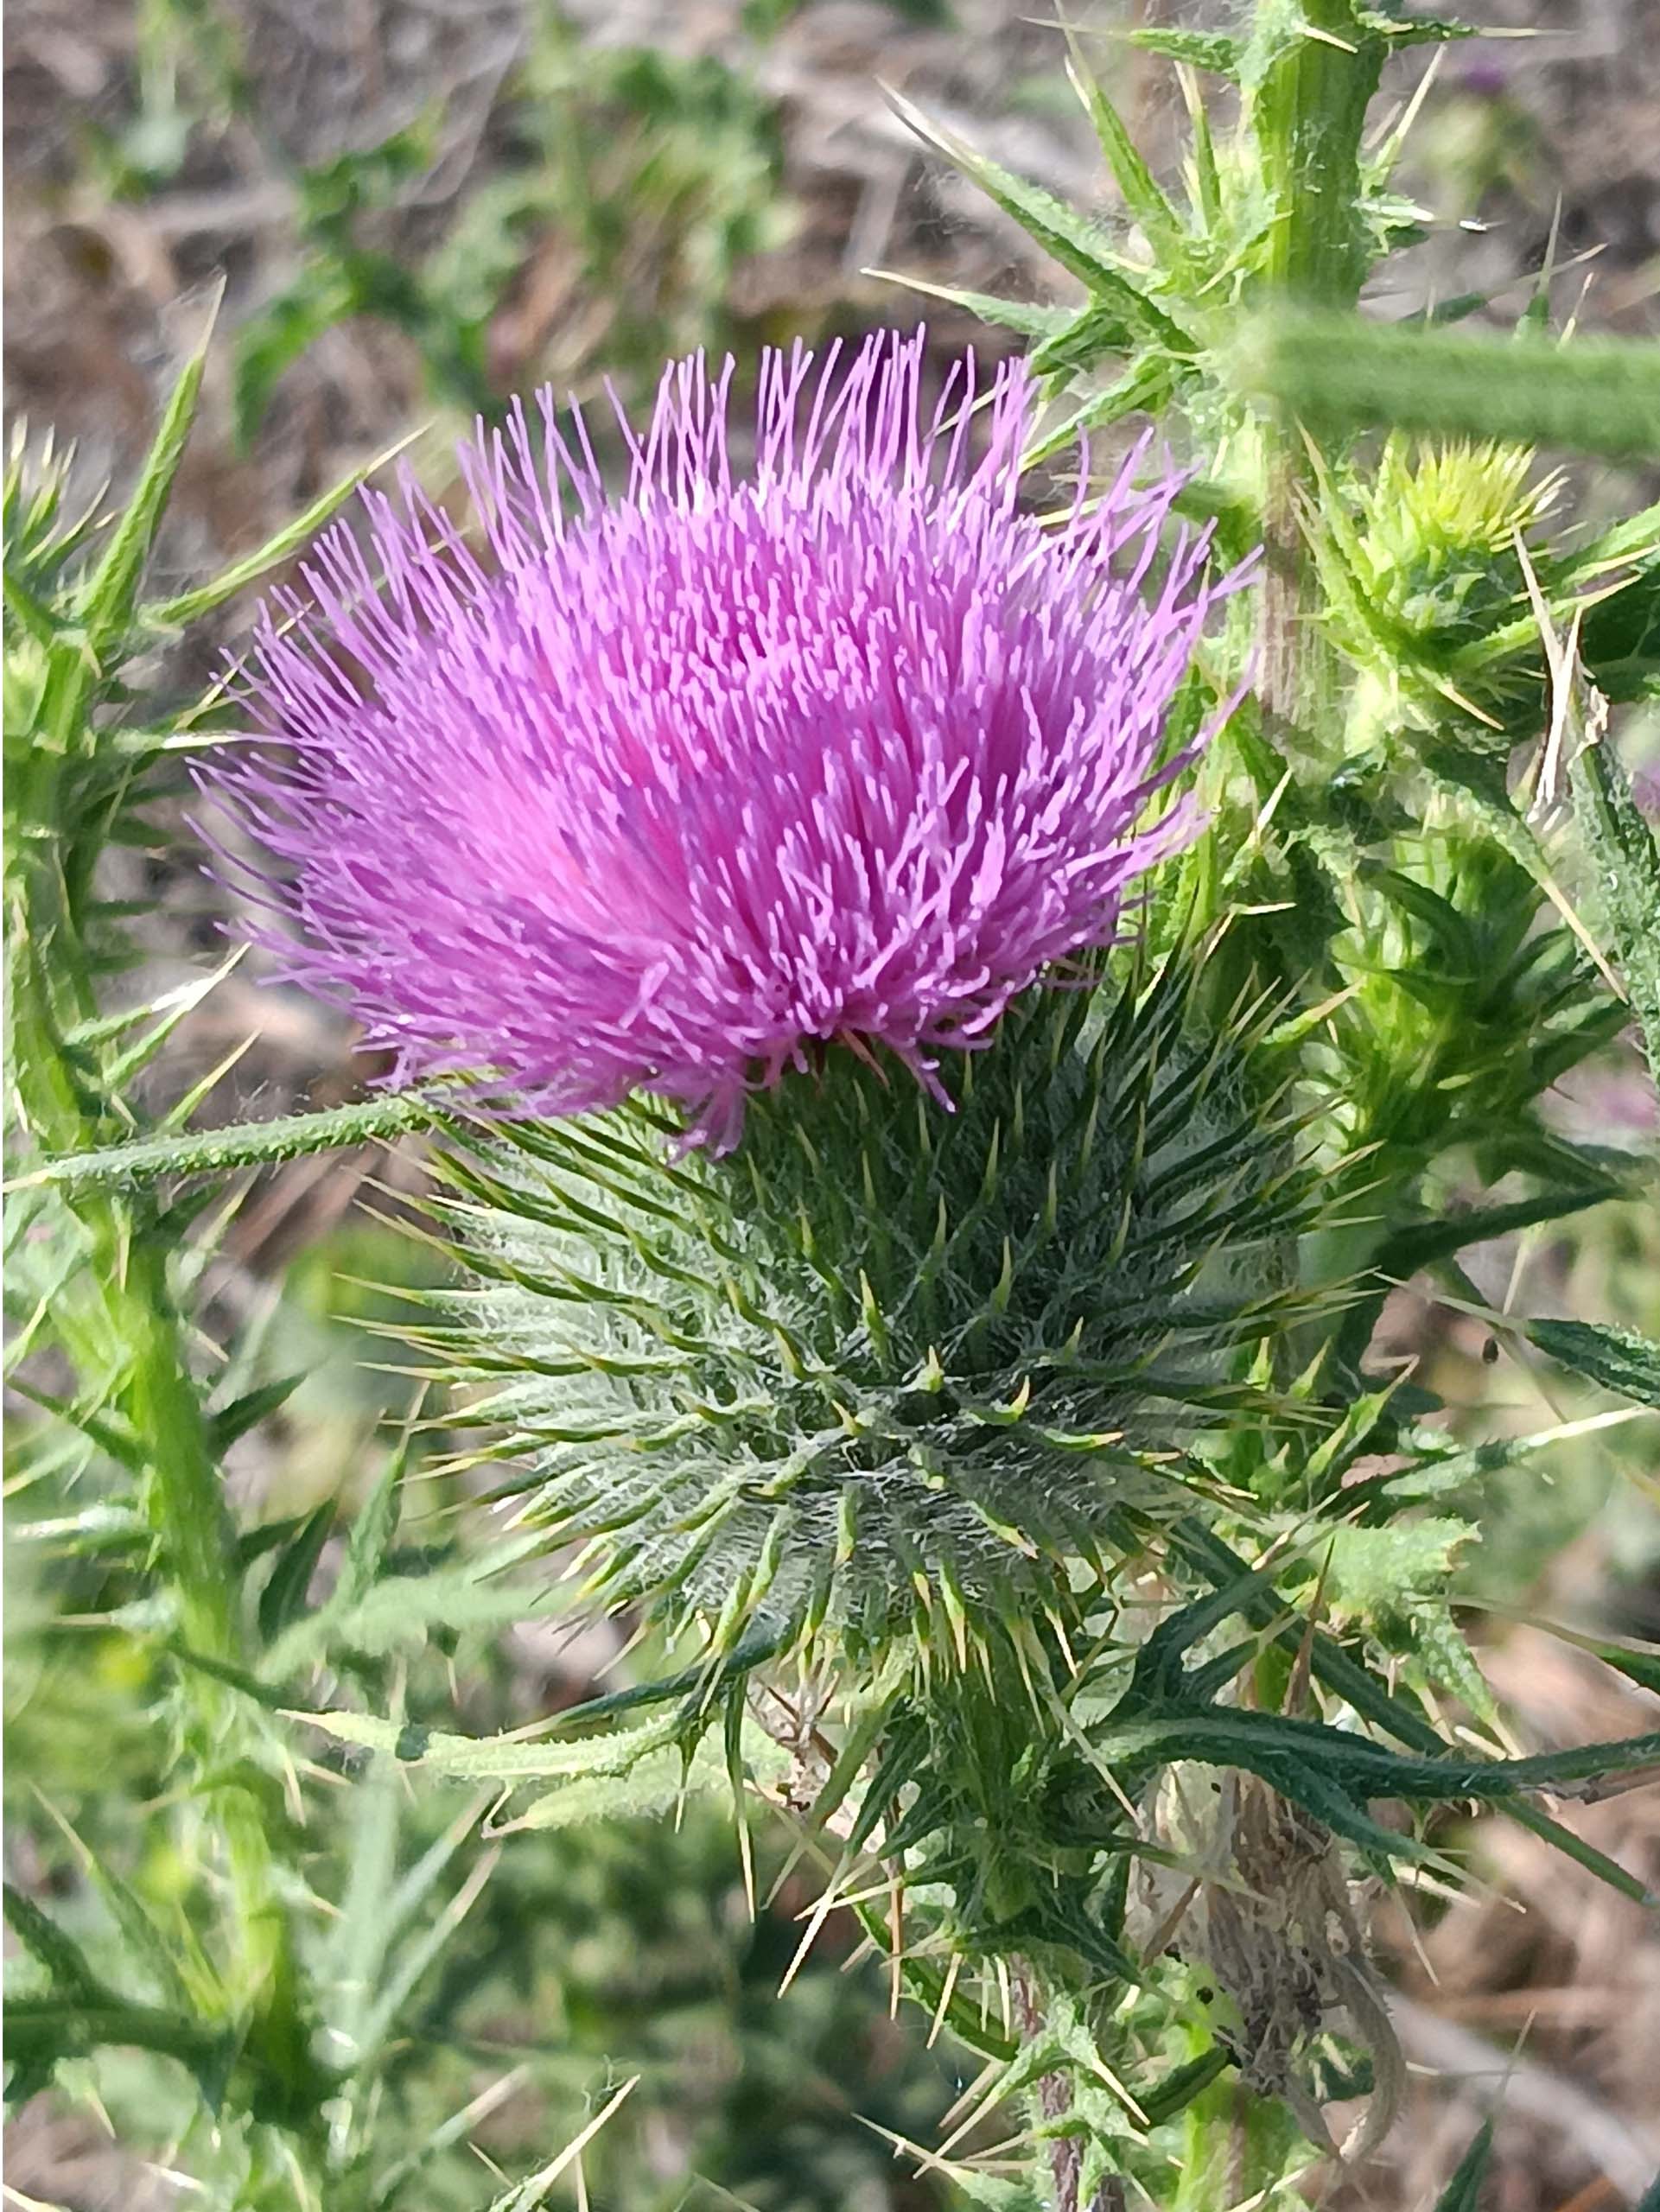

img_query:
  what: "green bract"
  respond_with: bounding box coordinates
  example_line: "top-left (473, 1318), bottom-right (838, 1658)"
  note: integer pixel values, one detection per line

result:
top-left (429, 956), bottom-right (1319, 1659)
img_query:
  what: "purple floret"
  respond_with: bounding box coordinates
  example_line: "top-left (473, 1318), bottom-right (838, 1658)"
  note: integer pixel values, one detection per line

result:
top-left (207, 330), bottom-right (1250, 1146)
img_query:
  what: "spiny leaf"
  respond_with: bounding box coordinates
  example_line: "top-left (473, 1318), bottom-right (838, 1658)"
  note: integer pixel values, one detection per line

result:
top-left (862, 270), bottom-right (1075, 343)
top-left (143, 429), bottom-right (419, 628)
top-left (1125, 27), bottom-right (1242, 77)
top-left (1570, 728), bottom-right (1660, 1084)
top-left (333, 1441), bottom-right (410, 1612)
top-left (1313, 1519), bottom-right (1473, 1617)
top-left (3, 1993), bottom-right (230, 2080)
top-left (1165, 1518), bottom-right (1659, 1904)
top-left (264, 1548), bottom-right (563, 1673)
top-left (884, 86), bottom-right (1193, 352)
top-left (3, 1882), bottom-right (102, 1999)
top-left (1353, 4), bottom-right (1476, 46)
top-left (1528, 1319), bottom-right (1660, 1410)
top-left (1334, 1181), bottom-right (1618, 1372)
top-left (1342, 1408), bottom-right (1654, 1506)
top-left (1065, 41), bottom-right (1181, 251)
top-left (1431, 2120), bottom-right (1493, 2212)
top-left (208, 1373), bottom-right (306, 1455)
top-left (257, 1502), bottom-right (336, 1645)
top-left (288, 1704), bottom-right (685, 1785)
top-left (493, 1721), bottom-right (790, 1834)
top-left (74, 288), bottom-right (221, 663)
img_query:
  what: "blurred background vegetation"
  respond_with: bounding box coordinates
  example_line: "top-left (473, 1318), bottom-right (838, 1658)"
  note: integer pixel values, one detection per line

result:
top-left (4, 2), bottom-right (1657, 2205)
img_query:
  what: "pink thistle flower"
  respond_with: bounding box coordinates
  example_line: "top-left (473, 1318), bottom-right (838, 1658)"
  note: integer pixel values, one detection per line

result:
top-left (208, 330), bottom-right (1250, 1147)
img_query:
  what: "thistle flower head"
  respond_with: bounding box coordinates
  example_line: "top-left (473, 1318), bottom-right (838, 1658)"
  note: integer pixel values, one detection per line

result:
top-left (211, 330), bottom-right (1241, 1142)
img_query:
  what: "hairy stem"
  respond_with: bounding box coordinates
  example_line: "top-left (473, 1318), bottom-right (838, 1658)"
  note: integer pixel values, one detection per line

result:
top-left (1013, 1967), bottom-right (1124, 2212)
top-left (9, 909), bottom-right (312, 2099)
top-left (1245, 0), bottom-right (1384, 753)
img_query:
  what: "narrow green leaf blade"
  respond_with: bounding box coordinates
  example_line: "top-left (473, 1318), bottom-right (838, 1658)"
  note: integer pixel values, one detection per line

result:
top-left (1125, 28), bottom-right (1242, 77)
top-left (209, 1373), bottom-right (307, 1454)
top-left (75, 289), bottom-right (221, 658)
top-left (1065, 44), bottom-right (1181, 250)
top-left (257, 1502), bottom-right (336, 1644)
top-left (884, 86), bottom-right (1193, 352)
top-left (144, 429), bottom-right (418, 628)
top-left (862, 270), bottom-right (1076, 342)
top-left (1432, 2120), bottom-right (1493, 2212)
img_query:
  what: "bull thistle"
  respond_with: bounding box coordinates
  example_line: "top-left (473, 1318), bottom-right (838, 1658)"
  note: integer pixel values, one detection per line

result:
top-left (206, 329), bottom-right (1302, 1666)
top-left (17, 0), bottom-right (1660, 2196)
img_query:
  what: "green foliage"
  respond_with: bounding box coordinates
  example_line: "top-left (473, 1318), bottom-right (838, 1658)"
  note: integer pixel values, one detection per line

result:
top-left (426, 956), bottom-right (1328, 1660)
top-left (1528, 1319), bottom-right (1660, 1408)
top-left (11, 0), bottom-right (1660, 2203)
top-left (1432, 2120), bottom-right (1494, 2212)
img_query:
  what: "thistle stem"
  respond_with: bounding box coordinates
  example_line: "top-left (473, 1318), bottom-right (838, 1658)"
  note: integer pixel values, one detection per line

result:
top-left (1246, 0), bottom-right (1384, 753)
top-left (1012, 1966), bottom-right (1123, 2212)
top-left (9, 913), bottom-right (312, 2102)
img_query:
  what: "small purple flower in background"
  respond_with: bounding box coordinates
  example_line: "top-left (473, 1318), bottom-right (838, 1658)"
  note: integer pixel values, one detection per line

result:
top-left (208, 329), bottom-right (1248, 1147)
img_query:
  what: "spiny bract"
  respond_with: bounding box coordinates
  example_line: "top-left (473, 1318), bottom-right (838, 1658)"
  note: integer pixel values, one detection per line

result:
top-left (430, 958), bottom-right (1315, 1659)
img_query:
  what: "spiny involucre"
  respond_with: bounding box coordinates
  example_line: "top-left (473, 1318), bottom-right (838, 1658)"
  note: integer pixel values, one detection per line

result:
top-left (207, 328), bottom-right (1249, 1144)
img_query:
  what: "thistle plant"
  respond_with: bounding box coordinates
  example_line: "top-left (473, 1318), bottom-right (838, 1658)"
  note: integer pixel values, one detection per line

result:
top-left (8, 5), bottom-right (1660, 2210)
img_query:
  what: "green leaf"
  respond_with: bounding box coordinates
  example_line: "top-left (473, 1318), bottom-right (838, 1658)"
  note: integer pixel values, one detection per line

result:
top-left (1335, 1182), bottom-right (1618, 1374)
top-left (1432, 2120), bottom-right (1493, 2212)
top-left (207, 1372), bottom-right (306, 1454)
top-left (289, 1704), bottom-right (690, 1788)
top-left (862, 270), bottom-right (1076, 343)
top-left (1231, 309), bottom-right (1660, 460)
top-left (1570, 728), bottom-right (1660, 1084)
top-left (143, 429), bottom-right (418, 626)
top-left (73, 289), bottom-right (220, 660)
top-left (1522, 1618), bottom-right (1660, 1700)
top-left (83, 947), bottom-right (248, 1091)
top-left (1065, 41), bottom-right (1181, 251)
top-left (1345, 1407), bottom-right (1654, 1507)
top-left (1352, 4), bottom-right (1475, 45)
top-left (1403, 1604), bottom-right (1501, 1729)
top-left (1029, 298), bottom-right (1146, 378)
top-left (333, 1444), bottom-right (408, 1614)
top-left (264, 1547), bottom-right (560, 1672)
top-left (257, 1503), bottom-right (335, 1644)
top-left (884, 86), bottom-right (1193, 352)
top-left (1020, 356), bottom-right (1178, 467)
top-left (3, 1883), bottom-right (102, 1999)
top-left (1164, 1518), bottom-right (1659, 1904)
top-left (1579, 554), bottom-right (1660, 702)
top-left (1529, 1319), bottom-right (1660, 1409)
top-left (1315, 1519), bottom-right (1472, 1616)
top-left (3, 1993), bottom-right (229, 2080)
top-left (1125, 27), bottom-right (1242, 77)
top-left (497, 1720), bottom-right (790, 1834)
top-left (1138, 2045), bottom-right (1231, 2123)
